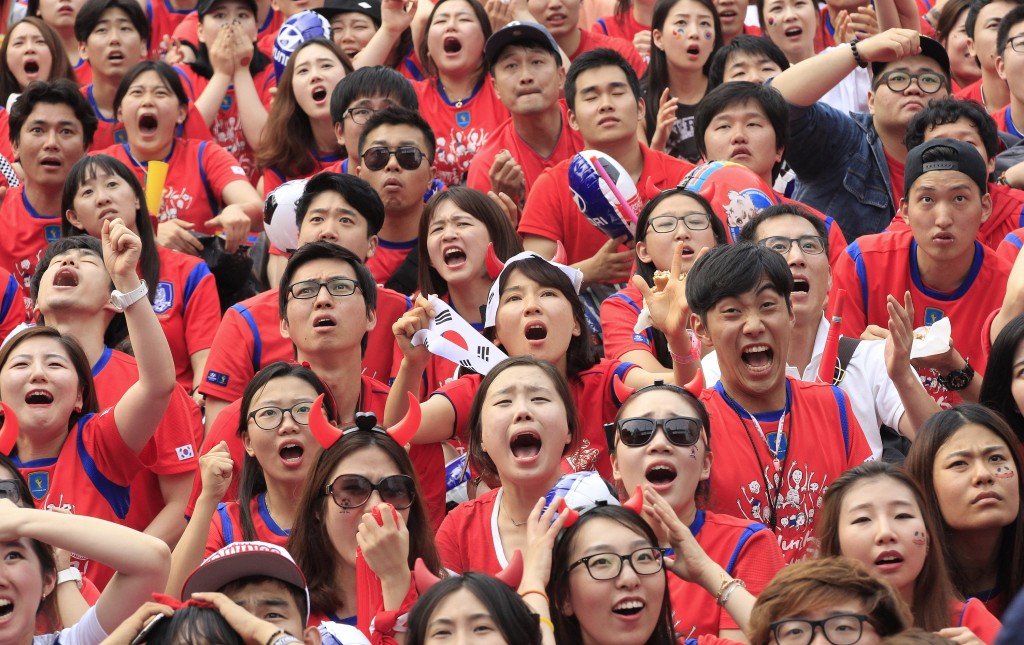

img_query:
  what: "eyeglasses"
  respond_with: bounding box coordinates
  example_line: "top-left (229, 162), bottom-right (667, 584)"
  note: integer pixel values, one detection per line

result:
top-left (1005, 34), bottom-right (1024, 54)
top-left (878, 70), bottom-right (946, 94)
top-left (360, 146), bottom-right (426, 171)
top-left (759, 235), bottom-right (826, 255)
top-left (615, 417), bottom-right (703, 448)
top-left (248, 402), bottom-right (312, 430)
top-left (325, 474), bottom-right (416, 510)
top-left (288, 277), bottom-right (360, 300)
top-left (343, 107), bottom-right (380, 125)
top-left (647, 212), bottom-right (712, 234)
top-left (770, 614), bottom-right (874, 645)
top-left (568, 547), bottom-right (666, 580)
top-left (0, 480), bottom-right (24, 505)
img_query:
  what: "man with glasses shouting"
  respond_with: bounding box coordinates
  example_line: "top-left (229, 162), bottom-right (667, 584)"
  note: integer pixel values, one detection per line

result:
top-left (769, 29), bottom-right (952, 241)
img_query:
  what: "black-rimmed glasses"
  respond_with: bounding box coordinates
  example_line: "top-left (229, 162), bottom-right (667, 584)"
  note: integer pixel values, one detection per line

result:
top-left (770, 614), bottom-right (874, 645)
top-left (647, 213), bottom-right (712, 234)
top-left (1005, 34), bottom-right (1024, 54)
top-left (287, 277), bottom-right (360, 300)
top-left (878, 70), bottom-right (946, 94)
top-left (759, 235), bottom-right (826, 255)
top-left (247, 402), bottom-right (312, 430)
top-left (343, 107), bottom-right (379, 125)
top-left (568, 547), bottom-right (666, 580)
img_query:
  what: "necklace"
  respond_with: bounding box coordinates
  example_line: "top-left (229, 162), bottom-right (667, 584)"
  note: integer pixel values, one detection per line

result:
top-left (441, 84), bottom-right (469, 108)
top-left (503, 497), bottom-right (526, 527)
top-left (717, 382), bottom-right (791, 472)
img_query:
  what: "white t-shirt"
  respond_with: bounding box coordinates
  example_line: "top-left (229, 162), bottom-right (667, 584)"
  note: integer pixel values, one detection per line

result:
top-left (34, 607), bottom-right (107, 645)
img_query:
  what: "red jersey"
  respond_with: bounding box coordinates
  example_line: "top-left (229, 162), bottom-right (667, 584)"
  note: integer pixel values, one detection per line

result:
top-left (413, 77), bottom-right (511, 186)
top-left (0, 268), bottom-right (26, 342)
top-left (11, 410), bottom-right (143, 588)
top-left (951, 599), bottom-right (1002, 642)
top-left (147, 0), bottom-right (192, 57)
top-left (85, 84), bottom-right (212, 152)
top-left (96, 138), bottom-right (248, 233)
top-left (175, 8), bottom-right (283, 53)
top-left (600, 283), bottom-right (663, 364)
top-left (74, 59), bottom-right (93, 86)
top-left (887, 183), bottom-right (1024, 251)
top-left (464, 101), bottom-right (584, 197)
top-left (435, 487), bottom-right (503, 574)
top-left (592, 11), bottom-right (647, 50)
top-left (434, 359), bottom-right (637, 479)
top-left (198, 287), bottom-right (410, 402)
top-left (814, 8), bottom-right (836, 52)
top-left (997, 226), bottom-right (1024, 263)
top-left (0, 185), bottom-right (62, 315)
top-left (175, 64), bottom-right (277, 183)
top-left (206, 494), bottom-right (290, 555)
top-left (700, 378), bottom-right (871, 563)
top-left (955, 79), bottom-right (985, 104)
top-left (992, 104), bottom-right (1023, 138)
top-left (365, 239), bottom-right (416, 286)
top-left (185, 375), bottom-right (390, 516)
top-left (0, 107), bottom-right (12, 161)
top-left (262, 149), bottom-right (344, 195)
top-left (831, 229), bottom-right (1011, 407)
top-left (669, 511), bottom-right (784, 637)
top-left (153, 245), bottom-right (221, 388)
top-left (570, 29), bottom-right (647, 77)
top-left (91, 347), bottom-right (204, 533)
top-left (519, 144), bottom-right (694, 268)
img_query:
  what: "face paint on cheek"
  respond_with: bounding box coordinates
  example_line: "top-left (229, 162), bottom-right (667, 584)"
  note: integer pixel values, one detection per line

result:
top-left (704, 31), bottom-right (713, 39)
top-left (689, 445), bottom-right (698, 460)
top-left (672, 28), bottom-right (685, 38)
top-left (912, 530), bottom-right (927, 547)
top-left (766, 15), bottom-right (775, 25)
top-left (995, 464), bottom-right (1016, 479)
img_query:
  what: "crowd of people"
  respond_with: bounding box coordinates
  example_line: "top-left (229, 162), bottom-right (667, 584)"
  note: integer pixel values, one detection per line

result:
top-left (0, 0), bottom-right (1024, 641)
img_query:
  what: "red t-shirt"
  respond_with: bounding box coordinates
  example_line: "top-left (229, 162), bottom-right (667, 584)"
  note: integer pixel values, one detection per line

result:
top-left (74, 59), bottom-right (93, 86)
top-left (600, 283), bottom-right (660, 364)
top-left (11, 410), bottom-right (143, 588)
top-left (206, 494), bottom-right (291, 556)
top-left (91, 347), bottom-right (204, 534)
top-left (434, 359), bottom-right (638, 479)
top-left (0, 185), bottom-right (62, 316)
top-left (991, 105), bottom-right (1023, 138)
top-left (592, 11), bottom-right (648, 51)
top-left (884, 148), bottom-right (905, 209)
top-left (700, 379), bottom-right (872, 563)
top-left (262, 149), bottom-right (345, 196)
top-left (147, 0), bottom-right (193, 57)
top-left (669, 510), bottom-right (784, 637)
top-left (0, 269), bottom-right (24, 341)
top-left (996, 226), bottom-right (1024, 263)
top-left (887, 182), bottom-right (1024, 251)
top-left (365, 239), bottom-right (417, 286)
top-left (518, 144), bottom-right (694, 268)
top-left (955, 79), bottom-right (984, 104)
top-left (814, 8), bottom-right (836, 53)
top-left (413, 77), bottom-right (511, 186)
top-left (84, 84), bottom-right (213, 152)
top-left (950, 599), bottom-right (1002, 642)
top-left (0, 107), bottom-right (12, 161)
top-left (831, 229), bottom-right (1011, 407)
top-left (464, 101), bottom-right (584, 197)
top-left (570, 29), bottom-right (647, 77)
top-left (96, 139), bottom-right (248, 233)
top-left (198, 287), bottom-right (410, 403)
top-left (175, 65), bottom-right (277, 183)
top-left (435, 487), bottom-right (503, 574)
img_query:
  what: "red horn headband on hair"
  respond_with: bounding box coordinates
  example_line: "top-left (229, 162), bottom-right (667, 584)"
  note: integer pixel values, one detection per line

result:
top-left (309, 392), bottom-right (421, 449)
top-left (683, 370), bottom-right (704, 396)
top-left (558, 499), bottom-right (580, 528)
top-left (413, 558), bottom-right (442, 593)
top-left (612, 375), bottom-right (635, 403)
top-left (485, 242), bottom-right (571, 281)
top-left (0, 403), bottom-right (18, 455)
top-left (622, 485), bottom-right (644, 513)
top-left (493, 550), bottom-right (524, 589)
top-left (613, 370), bottom-right (704, 405)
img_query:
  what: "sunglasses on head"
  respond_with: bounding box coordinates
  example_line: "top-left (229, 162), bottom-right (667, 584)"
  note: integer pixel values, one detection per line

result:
top-left (615, 417), bottom-right (703, 448)
top-left (325, 474), bottom-right (416, 510)
top-left (360, 146), bottom-right (426, 172)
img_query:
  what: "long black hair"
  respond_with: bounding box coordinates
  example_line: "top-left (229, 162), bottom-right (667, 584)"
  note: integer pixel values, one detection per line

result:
top-left (979, 313), bottom-right (1024, 442)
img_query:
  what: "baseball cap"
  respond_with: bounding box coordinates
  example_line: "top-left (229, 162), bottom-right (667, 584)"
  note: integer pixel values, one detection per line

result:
top-left (196, 0), bottom-right (258, 19)
top-left (871, 36), bottom-right (951, 84)
top-left (181, 541), bottom-right (311, 623)
top-left (316, 0), bottom-right (382, 24)
top-left (903, 138), bottom-right (989, 198)
top-left (484, 21), bottom-right (560, 69)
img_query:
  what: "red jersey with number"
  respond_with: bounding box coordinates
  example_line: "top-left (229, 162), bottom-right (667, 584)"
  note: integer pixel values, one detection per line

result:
top-left (434, 359), bottom-right (638, 479)
top-left (206, 494), bottom-right (291, 555)
top-left (669, 511), bottom-right (784, 637)
top-left (262, 149), bottom-right (345, 195)
top-left (413, 78), bottom-right (510, 187)
top-left (91, 347), bottom-right (203, 533)
top-left (592, 11), bottom-right (647, 50)
top-left (886, 183), bottom-right (1024, 251)
top-left (465, 101), bottom-right (584, 197)
top-left (10, 411), bottom-right (143, 588)
top-left (991, 105), bottom-right (1023, 138)
top-left (699, 379), bottom-right (871, 563)
top-left (519, 144), bottom-right (694, 268)
top-left (0, 185), bottom-right (62, 315)
top-left (570, 29), bottom-right (647, 76)
top-left (365, 239), bottom-right (416, 286)
top-left (96, 138), bottom-right (248, 233)
top-left (831, 229), bottom-right (1011, 407)
top-left (85, 84), bottom-right (212, 152)
top-left (435, 487), bottom-right (502, 574)
top-left (175, 65), bottom-right (277, 183)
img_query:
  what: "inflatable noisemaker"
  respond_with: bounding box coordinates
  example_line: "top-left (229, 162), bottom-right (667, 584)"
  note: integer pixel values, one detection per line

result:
top-left (0, 403), bottom-right (18, 455)
top-left (817, 288), bottom-right (847, 385)
top-left (568, 150), bottom-right (640, 241)
top-left (356, 503), bottom-right (398, 637)
top-left (145, 161), bottom-right (169, 217)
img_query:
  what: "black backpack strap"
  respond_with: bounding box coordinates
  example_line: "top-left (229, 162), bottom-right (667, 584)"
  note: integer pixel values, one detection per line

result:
top-left (832, 335), bottom-right (860, 386)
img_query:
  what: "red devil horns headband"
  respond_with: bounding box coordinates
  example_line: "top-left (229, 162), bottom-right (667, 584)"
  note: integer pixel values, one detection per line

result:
top-left (308, 392), bottom-right (421, 449)
top-left (413, 550), bottom-right (524, 593)
top-left (0, 403), bottom-right (19, 455)
top-left (485, 243), bottom-right (569, 281)
top-left (612, 371), bottom-right (706, 404)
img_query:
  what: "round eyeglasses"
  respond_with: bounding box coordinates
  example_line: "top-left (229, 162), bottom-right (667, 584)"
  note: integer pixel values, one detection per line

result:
top-left (247, 402), bottom-right (312, 430)
top-left (878, 70), bottom-right (945, 94)
top-left (770, 614), bottom-right (874, 645)
top-left (568, 547), bottom-right (666, 580)
top-left (758, 235), bottom-right (826, 255)
top-left (647, 212), bottom-right (712, 234)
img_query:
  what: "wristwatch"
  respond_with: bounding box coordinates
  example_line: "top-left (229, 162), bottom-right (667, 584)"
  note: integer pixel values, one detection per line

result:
top-left (57, 567), bottom-right (83, 589)
top-left (937, 358), bottom-right (974, 391)
top-left (109, 280), bottom-right (148, 311)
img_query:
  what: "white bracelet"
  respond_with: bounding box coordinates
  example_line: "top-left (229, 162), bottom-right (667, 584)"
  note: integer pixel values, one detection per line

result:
top-left (57, 567), bottom-right (83, 589)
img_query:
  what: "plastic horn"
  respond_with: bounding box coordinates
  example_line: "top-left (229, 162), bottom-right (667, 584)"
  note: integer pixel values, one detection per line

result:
top-left (817, 288), bottom-right (847, 384)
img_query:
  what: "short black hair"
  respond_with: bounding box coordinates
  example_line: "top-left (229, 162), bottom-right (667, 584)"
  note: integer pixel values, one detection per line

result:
top-left (31, 236), bottom-right (107, 302)
top-left (685, 242), bottom-right (793, 320)
top-left (294, 172), bottom-right (385, 237)
top-left (904, 97), bottom-right (1000, 162)
top-left (278, 240), bottom-right (378, 321)
top-left (564, 48), bottom-right (641, 112)
top-left (357, 106), bottom-right (436, 163)
top-left (997, 4), bottom-right (1024, 53)
top-left (147, 606), bottom-right (245, 645)
top-left (74, 0), bottom-right (150, 44)
top-left (114, 61), bottom-right (190, 113)
top-left (966, 0), bottom-right (1024, 39)
top-left (9, 80), bottom-right (98, 149)
top-left (737, 203), bottom-right (830, 257)
top-left (329, 66), bottom-right (419, 125)
top-left (706, 35), bottom-right (789, 90)
top-left (693, 81), bottom-right (788, 160)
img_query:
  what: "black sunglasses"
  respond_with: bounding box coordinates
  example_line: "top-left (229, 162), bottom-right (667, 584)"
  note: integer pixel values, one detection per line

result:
top-left (360, 146), bottom-right (426, 171)
top-left (615, 417), bottom-right (703, 448)
top-left (325, 474), bottom-right (416, 510)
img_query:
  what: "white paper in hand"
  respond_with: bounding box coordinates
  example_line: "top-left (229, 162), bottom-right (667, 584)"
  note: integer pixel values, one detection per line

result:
top-left (411, 296), bottom-right (509, 375)
top-left (910, 316), bottom-right (953, 359)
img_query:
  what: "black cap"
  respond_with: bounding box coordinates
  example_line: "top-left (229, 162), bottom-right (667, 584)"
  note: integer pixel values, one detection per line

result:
top-left (196, 0), bottom-right (258, 18)
top-left (871, 36), bottom-right (951, 84)
top-left (484, 21), bottom-right (560, 69)
top-left (316, 0), bottom-right (381, 24)
top-left (904, 138), bottom-right (989, 198)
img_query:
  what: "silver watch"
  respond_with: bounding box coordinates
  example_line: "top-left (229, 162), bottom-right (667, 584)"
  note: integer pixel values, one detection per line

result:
top-left (109, 280), bottom-right (148, 311)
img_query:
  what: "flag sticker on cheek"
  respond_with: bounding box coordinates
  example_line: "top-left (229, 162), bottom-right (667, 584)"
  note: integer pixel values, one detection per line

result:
top-left (766, 15), bottom-right (775, 25)
top-left (704, 30), bottom-right (713, 39)
top-left (672, 28), bottom-right (685, 38)
top-left (912, 531), bottom-right (927, 547)
top-left (995, 463), bottom-right (1016, 479)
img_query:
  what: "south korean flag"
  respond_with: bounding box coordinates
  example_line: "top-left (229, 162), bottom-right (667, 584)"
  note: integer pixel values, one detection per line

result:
top-left (411, 296), bottom-right (508, 376)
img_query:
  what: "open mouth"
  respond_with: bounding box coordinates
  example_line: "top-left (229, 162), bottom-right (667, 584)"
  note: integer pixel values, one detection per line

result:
top-left (742, 345), bottom-right (773, 371)
top-left (612, 600), bottom-right (645, 616)
top-left (524, 322), bottom-right (547, 341)
top-left (279, 443), bottom-right (304, 462)
top-left (680, 245), bottom-right (695, 257)
top-left (40, 156), bottom-right (61, 168)
top-left (139, 114), bottom-right (159, 134)
top-left (443, 36), bottom-right (462, 53)
top-left (687, 44), bottom-right (701, 55)
top-left (792, 278), bottom-right (809, 293)
top-left (313, 315), bottom-right (336, 328)
top-left (24, 61), bottom-right (39, 75)
top-left (784, 26), bottom-right (802, 37)
top-left (53, 267), bottom-right (79, 287)
top-left (443, 247), bottom-right (466, 267)
top-left (0, 599), bottom-right (12, 619)
top-left (645, 464), bottom-right (677, 485)
top-left (510, 431), bottom-right (542, 459)
top-left (25, 390), bottom-right (54, 405)
top-left (312, 86), bottom-right (327, 102)
top-left (874, 553), bottom-right (903, 566)
top-left (108, 51), bottom-right (124, 61)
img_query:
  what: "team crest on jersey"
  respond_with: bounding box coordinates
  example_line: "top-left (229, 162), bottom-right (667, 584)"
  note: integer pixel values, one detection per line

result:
top-left (924, 307), bottom-right (944, 326)
top-left (221, 95), bottom-right (233, 111)
top-left (455, 111), bottom-right (471, 128)
top-left (153, 281), bottom-right (174, 314)
top-left (28, 471), bottom-right (49, 500)
top-left (44, 226), bottom-right (61, 243)
top-left (114, 128), bottom-right (128, 144)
